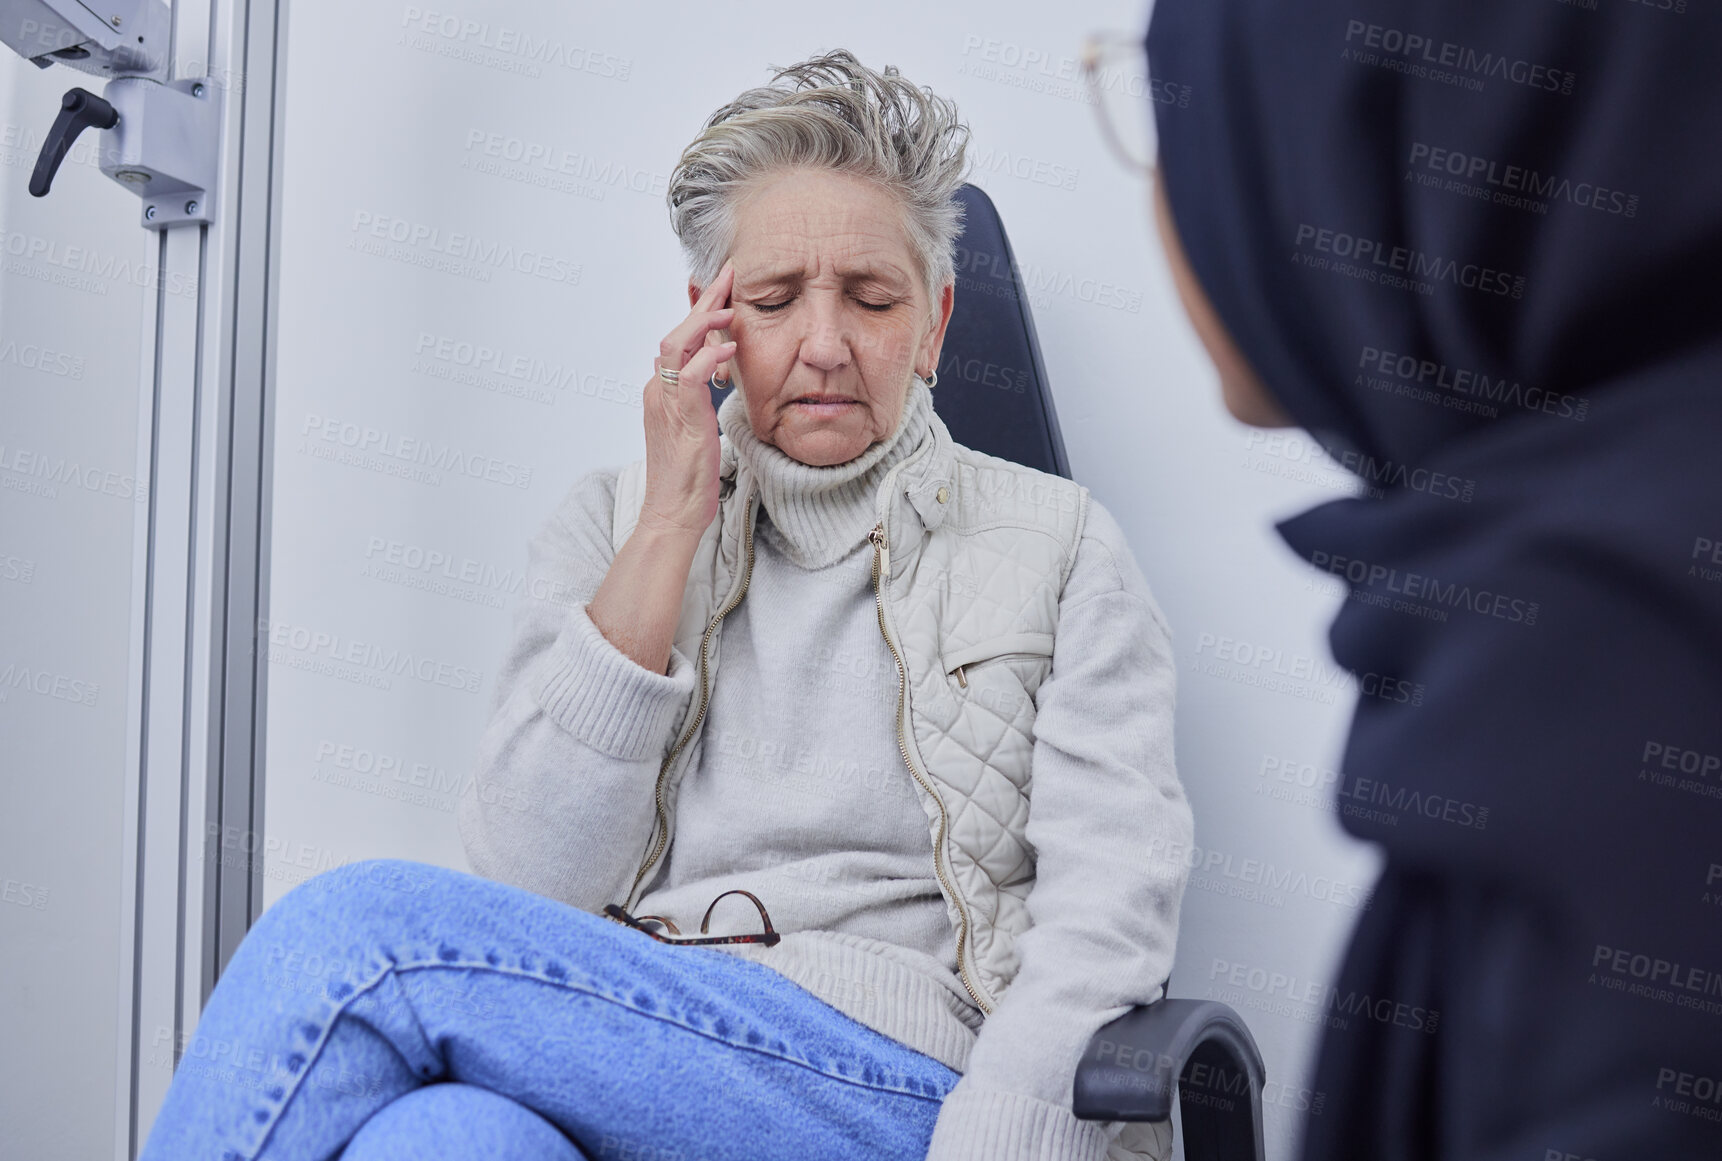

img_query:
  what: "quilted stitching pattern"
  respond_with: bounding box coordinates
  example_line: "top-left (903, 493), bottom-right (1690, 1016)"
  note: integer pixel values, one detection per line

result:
top-left (611, 419), bottom-right (1089, 1013)
top-left (894, 449), bottom-right (1085, 1004)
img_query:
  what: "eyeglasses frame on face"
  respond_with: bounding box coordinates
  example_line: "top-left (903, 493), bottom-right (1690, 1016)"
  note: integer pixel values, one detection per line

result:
top-left (1081, 30), bottom-right (1159, 176)
top-left (603, 888), bottom-right (782, 947)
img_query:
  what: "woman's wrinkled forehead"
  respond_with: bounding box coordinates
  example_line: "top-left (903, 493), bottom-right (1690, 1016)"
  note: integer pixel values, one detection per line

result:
top-left (727, 169), bottom-right (925, 296)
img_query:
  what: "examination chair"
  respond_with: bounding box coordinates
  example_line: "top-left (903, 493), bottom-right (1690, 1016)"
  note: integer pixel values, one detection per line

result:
top-left (716, 183), bottom-right (1268, 1160)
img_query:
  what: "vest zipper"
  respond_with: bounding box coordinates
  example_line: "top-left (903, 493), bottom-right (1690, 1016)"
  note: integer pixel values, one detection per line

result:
top-left (951, 653), bottom-right (1047, 689)
top-left (868, 520), bottom-right (994, 1016)
top-left (620, 489), bottom-right (760, 911)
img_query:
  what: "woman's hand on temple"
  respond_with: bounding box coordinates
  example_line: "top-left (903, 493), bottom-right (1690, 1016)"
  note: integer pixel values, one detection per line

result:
top-left (641, 260), bottom-right (737, 538)
top-left (585, 262), bottom-right (737, 675)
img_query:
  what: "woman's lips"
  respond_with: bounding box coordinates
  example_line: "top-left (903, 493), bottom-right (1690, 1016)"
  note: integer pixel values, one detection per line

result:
top-left (792, 397), bottom-right (855, 415)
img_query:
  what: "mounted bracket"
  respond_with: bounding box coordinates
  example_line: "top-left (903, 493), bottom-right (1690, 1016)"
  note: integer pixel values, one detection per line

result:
top-left (98, 75), bottom-right (222, 229)
top-left (23, 76), bottom-right (221, 229)
top-left (4, 1), bottom-right (223, 230)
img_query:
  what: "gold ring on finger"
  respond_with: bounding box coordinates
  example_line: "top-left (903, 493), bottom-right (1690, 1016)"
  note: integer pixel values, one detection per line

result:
top-left (657, 366), bottom-right (680, 385)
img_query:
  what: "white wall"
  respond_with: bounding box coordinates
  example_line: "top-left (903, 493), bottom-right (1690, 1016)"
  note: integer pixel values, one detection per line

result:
top-left (248, 2), bottom-right (1381, 1158)
top-left (0, 42), bottom-right (158, 1161)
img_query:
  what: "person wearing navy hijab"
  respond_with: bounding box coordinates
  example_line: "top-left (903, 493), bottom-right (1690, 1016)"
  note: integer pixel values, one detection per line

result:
top-left (1145, 1), bottom-right (1722, 1158)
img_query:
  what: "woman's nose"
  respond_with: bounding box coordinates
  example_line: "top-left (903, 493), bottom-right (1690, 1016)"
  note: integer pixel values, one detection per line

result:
top-left (796, 294), bottom-right (851, 372)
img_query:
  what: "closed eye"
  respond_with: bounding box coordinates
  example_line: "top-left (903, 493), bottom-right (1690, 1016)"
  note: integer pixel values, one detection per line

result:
top-left (748, 294), bottom-right (898, 312)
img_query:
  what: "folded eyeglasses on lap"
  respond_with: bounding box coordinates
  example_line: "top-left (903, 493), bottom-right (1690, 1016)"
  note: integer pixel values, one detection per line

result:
top-left (603, 888), bottom-right (781, 947)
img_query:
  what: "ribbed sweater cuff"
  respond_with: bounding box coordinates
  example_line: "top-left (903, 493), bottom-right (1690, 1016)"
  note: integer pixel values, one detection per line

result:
top-left (533, 604), bottom-right (695, 760)
top-left (715, 932), bottom-right (980, 1076)
top-left (924, 1081), bottom-right (1113, 1161)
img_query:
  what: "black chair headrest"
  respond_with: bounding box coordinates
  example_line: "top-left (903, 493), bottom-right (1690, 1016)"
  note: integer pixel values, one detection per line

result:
top-left (936, 183), bottom-right (1071, 478)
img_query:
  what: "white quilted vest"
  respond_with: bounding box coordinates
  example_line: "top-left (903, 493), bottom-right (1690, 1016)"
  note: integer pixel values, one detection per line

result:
top-left (608, 406), bottom-right (1087, 1015)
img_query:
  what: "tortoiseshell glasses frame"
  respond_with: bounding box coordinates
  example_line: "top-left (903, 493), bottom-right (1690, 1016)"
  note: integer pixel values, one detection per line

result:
top-left (603, 888), bottom-right (781, 948)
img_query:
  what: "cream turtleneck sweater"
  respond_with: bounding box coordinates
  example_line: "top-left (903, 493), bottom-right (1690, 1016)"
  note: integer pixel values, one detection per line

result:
top-left (714, 376), bottom-right (935, 568)
top-left (642, 374), bottom-right (987, 1065)
top-left (463, 374), bottom-right (1186, 1161)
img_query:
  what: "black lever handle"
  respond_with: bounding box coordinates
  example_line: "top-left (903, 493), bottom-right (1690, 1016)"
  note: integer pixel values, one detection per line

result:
top-left (29, 88), bottom-right (120, 198)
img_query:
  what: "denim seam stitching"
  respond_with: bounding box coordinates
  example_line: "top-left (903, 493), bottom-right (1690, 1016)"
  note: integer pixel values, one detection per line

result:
top-left (388, 958), bottom-right (948, 1102)
top-left (245, 963), bottom-right (403, 1161)
top-left (247, 952), bottom-right (946, 1159)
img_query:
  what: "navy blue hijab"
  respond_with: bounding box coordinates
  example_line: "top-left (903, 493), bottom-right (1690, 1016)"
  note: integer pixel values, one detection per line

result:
top-left (1149, 2), bottom-right (1722, 1155)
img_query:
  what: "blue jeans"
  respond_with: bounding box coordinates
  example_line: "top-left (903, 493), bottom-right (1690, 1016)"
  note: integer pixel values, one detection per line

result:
top-left (139, 859), bottom-right (962, 1161)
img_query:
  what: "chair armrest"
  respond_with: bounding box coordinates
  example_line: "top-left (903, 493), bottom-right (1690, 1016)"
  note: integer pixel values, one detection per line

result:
top-left (1073, 999), bottom-right (1266, 1161)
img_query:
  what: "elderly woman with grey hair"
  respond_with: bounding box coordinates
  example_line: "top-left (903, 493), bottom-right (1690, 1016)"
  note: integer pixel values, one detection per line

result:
top-left (137, 51), bottom-right (1191, 1161)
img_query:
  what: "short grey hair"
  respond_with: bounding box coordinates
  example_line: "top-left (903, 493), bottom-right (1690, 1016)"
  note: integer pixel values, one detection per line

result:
top-left (667, 49), bottom-right (971, 300)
